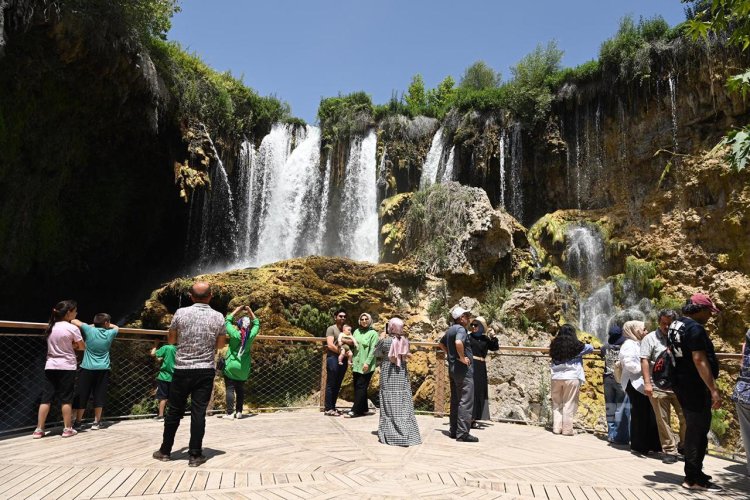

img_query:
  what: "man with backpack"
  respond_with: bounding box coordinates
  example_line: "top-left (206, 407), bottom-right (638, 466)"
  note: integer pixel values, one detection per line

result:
top-left (640, 309), bottom-right (686, 464)
top-left (668, 294), bottom-right (722, 493)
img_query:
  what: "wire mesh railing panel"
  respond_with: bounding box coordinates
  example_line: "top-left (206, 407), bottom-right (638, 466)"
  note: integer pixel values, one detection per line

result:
top-left (213, 340), bottom-right (324, 411)
top-left (0, 321), bottom-right (745, 458)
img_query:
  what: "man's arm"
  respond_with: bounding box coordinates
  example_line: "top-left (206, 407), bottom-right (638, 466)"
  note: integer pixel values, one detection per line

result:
top-left (326, 335), bottom-right (339, 354)
top-left (692, 350), bottom-right (721, 409)
top-left (455, 340), bottom-right (469, 366)
top-left (216, 334), bottom-right (226, 350)
top-left (167, 328), bottom-right (178, 345)
top-left (641, 358), bottom-right (653, 396)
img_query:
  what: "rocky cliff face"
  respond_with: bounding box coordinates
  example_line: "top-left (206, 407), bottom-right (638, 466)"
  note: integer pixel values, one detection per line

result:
top-left (0, 6), bottom-right (188, 319)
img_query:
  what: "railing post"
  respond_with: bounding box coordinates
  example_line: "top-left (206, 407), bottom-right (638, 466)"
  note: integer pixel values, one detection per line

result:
top-left (319, 347), bottom-right (327, 412)
top-left (434, 348), bottom-right (446, 417)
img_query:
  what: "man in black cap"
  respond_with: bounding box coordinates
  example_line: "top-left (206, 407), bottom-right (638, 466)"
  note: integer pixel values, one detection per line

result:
top-left (669, 293), bottom-right (722, 492)
top-left (600, 324), bottom-right (629, 444)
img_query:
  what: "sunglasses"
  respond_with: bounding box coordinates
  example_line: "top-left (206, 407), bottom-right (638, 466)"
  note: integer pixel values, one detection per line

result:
top-left (470, 323), bottom-right (479, 327)
top-left (337, 315), bottom-right (347, 318)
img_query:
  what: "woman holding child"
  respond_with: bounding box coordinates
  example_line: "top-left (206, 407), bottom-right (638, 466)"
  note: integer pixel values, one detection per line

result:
top-left (374, 317), bottom-right (421, 446)
top-left (346, 312), bottom-right (379, 418)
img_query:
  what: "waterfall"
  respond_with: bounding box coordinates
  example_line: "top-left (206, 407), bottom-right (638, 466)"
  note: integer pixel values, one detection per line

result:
top-left (236, 124), bottom-right (295, 264)
top-left (565, 225), bottom-right (604, 290)
top-left (420, 127), bottom-right (445, 188)
top-left (509, 123), bottom-right (524, 221)
top-left (441, 146), bottom-right (456, 182)
top-left (314, 156), bottom-right (332, 255)
top-left (255, 126), bottom-right (323, 264)
top-left (185, 122), bottom-right (384, 271)
top-left (186, 134), bottom-right (239, 270)
top-left (580, 283), bottom-right (615, 342)
top-left (564, 224), bottom-right (652, 341)
top-left (235, 141), bottom-right (256, 260)
top-left (668, 73), bottom-right (678, 151)
top-left (574, 108), bottom-right (582, 209)
top-left (498, 129), bottom-right (507, 209)
top-left (338, 129), bottom-right (379, 262)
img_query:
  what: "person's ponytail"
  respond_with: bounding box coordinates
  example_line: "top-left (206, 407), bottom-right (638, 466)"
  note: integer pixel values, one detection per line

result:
top-left (45, 300), bottom-right (77, 338)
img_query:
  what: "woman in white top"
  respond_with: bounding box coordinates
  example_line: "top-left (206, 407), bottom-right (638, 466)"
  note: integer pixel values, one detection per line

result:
top-left (549, 324), bottom-right (594, 436)
top-left (619, 320), bottom-right (661, 455)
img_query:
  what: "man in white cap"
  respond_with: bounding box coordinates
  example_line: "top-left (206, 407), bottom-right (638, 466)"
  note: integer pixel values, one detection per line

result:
top-left (668, 293), bottom-right (722, 492)
top-left (438, 306), bottom-right (477, 442)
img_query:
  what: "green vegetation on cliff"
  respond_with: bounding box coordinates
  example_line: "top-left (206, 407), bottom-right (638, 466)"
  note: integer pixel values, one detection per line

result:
top-left (317, 91), bottom-right (374, 148)
top-left (149, 39), bottom-right (292, 143)
top-left (686, 0), bottom-right (750, 171)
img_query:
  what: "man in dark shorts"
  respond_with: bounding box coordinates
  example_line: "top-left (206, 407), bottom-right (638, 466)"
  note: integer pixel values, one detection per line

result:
top-left (152, 282), bottom-right (226, 467)
top-left (669, 293), bottom-right (722, 492)
top-left (438, 306), bottom-right (477, 442)
top-left (73, 313), bottom-right (119, 430)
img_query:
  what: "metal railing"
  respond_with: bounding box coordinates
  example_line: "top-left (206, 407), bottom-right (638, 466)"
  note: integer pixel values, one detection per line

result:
top-left (0, 320), bottom-right (744, 459)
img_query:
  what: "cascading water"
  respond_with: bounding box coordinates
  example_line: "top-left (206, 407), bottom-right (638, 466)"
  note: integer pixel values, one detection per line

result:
top-left (255, 126), bottom-right (324, 264)
top-left (338, 130), bottom-right (379, 261)
top-left (237, 123), bottom-right (296, 264)
top-left (440, 146), bottom-right (456, 182)
top-left (186, 132), bottom-right (239, 271)
top-left (421, 127), bottom-right (445, 188)
top-left (564, 224), bottom-right (652, 341)
top-left (498, 129), bottom-right (507, 209)
top-left (509, 123), bottom-right (524, 221)
top-left (668, 73), bottom-right (678, 151)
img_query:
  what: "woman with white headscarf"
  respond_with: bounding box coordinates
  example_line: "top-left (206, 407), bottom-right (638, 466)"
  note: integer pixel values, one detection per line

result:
top-left (468, 316), bottom-right (499, 427)
top-left (373, 317), bottom-right (422, 446)
top-left (619, 320), bottom-right (661, 455)
top-left (346, 312), bottom-right (379, 418)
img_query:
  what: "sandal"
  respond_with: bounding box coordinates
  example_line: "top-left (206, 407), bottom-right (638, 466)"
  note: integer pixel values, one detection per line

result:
top-left (324, 410), bottom-right (339, 416)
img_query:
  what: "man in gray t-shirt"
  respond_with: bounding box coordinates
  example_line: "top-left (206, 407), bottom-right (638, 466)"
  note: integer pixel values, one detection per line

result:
top-left (438, 307), bottom-right (476, 442)
top-left (154, 282), bottom-right (226, 467)
top-left (640, 309), bottom-right (686, 463)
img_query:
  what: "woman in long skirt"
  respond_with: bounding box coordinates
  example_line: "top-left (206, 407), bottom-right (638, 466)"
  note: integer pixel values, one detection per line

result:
top-left (374, 317), bottom-right (421, 447)
top-left (469, 316), bottom-right (499, 427)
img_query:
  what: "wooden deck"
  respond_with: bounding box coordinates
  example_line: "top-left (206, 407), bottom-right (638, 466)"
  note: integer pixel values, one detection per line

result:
top-left (0, 411), bottom-right (747, 499)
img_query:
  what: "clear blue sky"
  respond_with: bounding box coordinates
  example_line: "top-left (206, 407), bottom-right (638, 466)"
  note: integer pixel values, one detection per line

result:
top-left (168, 0), bottom-right (688, 123)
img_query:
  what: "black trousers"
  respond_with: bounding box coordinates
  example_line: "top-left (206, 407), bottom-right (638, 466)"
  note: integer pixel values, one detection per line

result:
top-left (449, 366), bottom-right (474, 439)
top-left (625, 382), bottom-right (661, 454)
top-left (224, 376), bottom-right (245, 415)
top-left (324, 354), bottom-right (347, 411)
top-left (160, 368), bottom-right (215, 457)
top-left (352, 371), bottom-right (373, 415)
top-left (676, 388), bottom-right (712, 484)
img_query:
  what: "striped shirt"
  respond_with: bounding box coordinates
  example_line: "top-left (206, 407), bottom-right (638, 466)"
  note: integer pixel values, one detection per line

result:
top-left (170, 303), bottom-right (225, 369)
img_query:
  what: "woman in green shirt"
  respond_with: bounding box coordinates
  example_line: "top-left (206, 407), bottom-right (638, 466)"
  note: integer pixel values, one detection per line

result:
top-left (346, 312), bottom-right (379, 417)
top-left (221, 305), bottom-right (260, 418)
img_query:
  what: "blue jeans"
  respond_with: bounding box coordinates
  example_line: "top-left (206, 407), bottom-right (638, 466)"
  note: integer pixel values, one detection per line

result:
top-left (324, 354), bottom-right (347, 411)
top-left (604, 375), bottom-right (630, 444)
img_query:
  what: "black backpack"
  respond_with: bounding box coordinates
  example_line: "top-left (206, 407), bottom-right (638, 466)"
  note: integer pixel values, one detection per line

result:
top-left (651, 347), bottom-right (676, 390)
top-left (652, 320), bottom-right (686, 390)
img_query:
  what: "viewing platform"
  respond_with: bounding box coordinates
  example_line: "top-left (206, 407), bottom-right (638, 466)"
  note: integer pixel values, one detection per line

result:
top-left (0, 411), bottom-right (747, 499)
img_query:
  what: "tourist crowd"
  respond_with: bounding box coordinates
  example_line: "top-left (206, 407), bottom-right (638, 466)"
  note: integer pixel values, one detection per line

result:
top-left (33, 285), bottom-right (749, 492)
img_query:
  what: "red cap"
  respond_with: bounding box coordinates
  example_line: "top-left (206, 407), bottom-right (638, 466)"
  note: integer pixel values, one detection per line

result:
top-left (690, 293), bottom-right (720, 313)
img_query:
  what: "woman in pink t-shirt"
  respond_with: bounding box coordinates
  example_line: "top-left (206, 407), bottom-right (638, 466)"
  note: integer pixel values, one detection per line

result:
top-left (34, 300), bottom-right (85, 439)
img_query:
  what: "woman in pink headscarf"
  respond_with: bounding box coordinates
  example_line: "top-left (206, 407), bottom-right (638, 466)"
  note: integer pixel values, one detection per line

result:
top-left (373, 317), bottom-right (422, 446)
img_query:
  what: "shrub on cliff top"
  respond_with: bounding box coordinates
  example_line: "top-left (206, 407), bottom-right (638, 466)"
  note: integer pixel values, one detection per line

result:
top-left (317, 91), bottom-right (374, 148)
top-left (599, 15), bottom-right (673, 82)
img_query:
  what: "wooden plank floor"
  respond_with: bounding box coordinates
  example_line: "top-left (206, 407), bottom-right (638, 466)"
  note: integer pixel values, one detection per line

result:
top-left (0, 411), bottom-right (746, 499)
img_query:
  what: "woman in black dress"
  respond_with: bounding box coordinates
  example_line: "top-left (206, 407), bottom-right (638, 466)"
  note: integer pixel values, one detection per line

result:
top-left (469, 316), bottom-right (499, 427)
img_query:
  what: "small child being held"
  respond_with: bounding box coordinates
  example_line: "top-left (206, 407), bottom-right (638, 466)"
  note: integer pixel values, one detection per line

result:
top-left (337, 325), bottom-right (358, 366)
